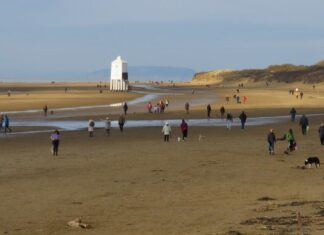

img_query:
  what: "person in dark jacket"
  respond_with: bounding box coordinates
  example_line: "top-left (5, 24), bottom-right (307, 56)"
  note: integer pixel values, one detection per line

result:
top-left (123, 102), bottom-right (128, 115)
top-left (207, 104), bottom-right (211, 119)
top-left (290, 108), bottom-right (296, 122)
top-left (118, 114), bottom-right (126, 132)
top-left (299, 114), bottom-right (309, 135)
top-left (4, 114), bottom-right (12, 134)
top-left (0, 115), bottom-right (3, 132)
top-left (180, 119), bottom-right (188, 140)
top-left (267, 129), bottom-right (276, 155)
top-left (43, 105), bottom-right (48, 116)
top-left (226, 112), bottom-right (233, 130)
top-left (185, 102), bottom-right (190, 114)
top-left (220, 105), bottom-right (225, 119)
top-left (239, 111), bottom-right (247, 129)
top-left (319, 123), bottom-right (324, 145)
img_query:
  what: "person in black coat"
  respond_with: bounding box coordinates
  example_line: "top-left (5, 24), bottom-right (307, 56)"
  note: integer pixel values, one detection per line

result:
top-left (207, 104), bottom-right (211, 119)
top-left (239, 111), bottom-right (247, 129)
top-left (267, 129), bottom-right (276, 155)
top-left (299, 114), bottom-right (309, 135)
top-left (319, 123), bottom-right (324, 145)
top-left (123, 102), bottom-right (128, 115)
top-left (220, 105), bottom-right (225, 119)
top-left (118, 114), bottom-right (126, 132)
top-left (290, 108), bottom-right (296, 122)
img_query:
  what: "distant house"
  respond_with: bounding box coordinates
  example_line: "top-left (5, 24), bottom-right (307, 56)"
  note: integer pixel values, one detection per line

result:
top-left (110, 56), bottom-right (129, 91)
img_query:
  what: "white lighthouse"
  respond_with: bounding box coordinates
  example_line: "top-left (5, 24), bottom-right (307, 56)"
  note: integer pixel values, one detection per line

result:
top-left (110, 56), bottom-right (129, 91)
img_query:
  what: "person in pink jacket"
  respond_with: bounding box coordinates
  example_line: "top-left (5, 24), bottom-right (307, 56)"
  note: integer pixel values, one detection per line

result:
top-left (180, 119), bottom-right (188, 141)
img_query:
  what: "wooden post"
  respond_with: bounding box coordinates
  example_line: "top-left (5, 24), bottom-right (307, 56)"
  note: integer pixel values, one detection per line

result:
top-left (297, 211), bottom-right (304, 235)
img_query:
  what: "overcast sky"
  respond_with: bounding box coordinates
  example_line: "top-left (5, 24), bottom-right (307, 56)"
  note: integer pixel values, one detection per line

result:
top-left (1, 0), bottom-right (324, 77)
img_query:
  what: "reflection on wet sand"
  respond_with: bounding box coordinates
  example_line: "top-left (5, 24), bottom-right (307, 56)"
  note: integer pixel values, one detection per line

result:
top-left (7, 114), bottom-right (324, 135)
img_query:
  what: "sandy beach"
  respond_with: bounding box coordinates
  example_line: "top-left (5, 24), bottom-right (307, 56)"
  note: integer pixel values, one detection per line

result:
top-left (1, 82), bottom-right (324, 234)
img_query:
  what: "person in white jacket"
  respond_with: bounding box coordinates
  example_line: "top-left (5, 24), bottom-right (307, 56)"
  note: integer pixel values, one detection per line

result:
top-left (162, 122), bottom-right (172, 142)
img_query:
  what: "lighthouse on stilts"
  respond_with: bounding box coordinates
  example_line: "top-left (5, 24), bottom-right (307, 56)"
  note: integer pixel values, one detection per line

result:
top-left (110, 56), bottom-right (129, 91)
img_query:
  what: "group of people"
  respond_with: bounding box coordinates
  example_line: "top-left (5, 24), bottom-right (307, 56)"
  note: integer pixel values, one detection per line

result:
top-left (289, 88), bottom-right (304, 99)
top-left (226, 111), bottom-right (247, 130)
top-left (161, 119), bottom-right (188, 142)
top-left (87, 114), bottom-right (126, 137)
top-left (50, 114), bottom-right (125, 156)
top-left (46, 96), bottom-right (324, 157)
top-left (147, 99), bottom-right (169, 113)
top-left (0, 114), bottom-right (12, 134)
top-left (290, 108), bottom-right (309, 135)
top-left (267, 128), bottom-right (297, 155)
top-left (267, 110), bottom-right (324, 155)
top-left (206, 104), bottom-right (248, 130)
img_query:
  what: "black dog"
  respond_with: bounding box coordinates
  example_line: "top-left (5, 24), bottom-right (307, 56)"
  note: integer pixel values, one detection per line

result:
top-left (304, 157), bottom-right (320, 168)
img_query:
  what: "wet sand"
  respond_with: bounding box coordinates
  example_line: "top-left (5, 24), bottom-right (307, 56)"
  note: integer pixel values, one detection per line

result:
top-left (1, 82), bottom-right (324, 234)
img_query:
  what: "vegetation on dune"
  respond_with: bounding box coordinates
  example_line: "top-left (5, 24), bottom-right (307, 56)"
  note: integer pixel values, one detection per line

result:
top-left (193, 61), bottom-right (324, 84)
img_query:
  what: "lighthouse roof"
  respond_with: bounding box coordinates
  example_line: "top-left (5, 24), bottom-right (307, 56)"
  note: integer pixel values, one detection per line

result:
top-left (115, 56), bottom-right (127, 63)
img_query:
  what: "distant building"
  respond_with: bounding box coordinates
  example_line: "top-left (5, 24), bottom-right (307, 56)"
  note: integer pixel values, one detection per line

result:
top-left (110, 56), bottom-right (129, 91)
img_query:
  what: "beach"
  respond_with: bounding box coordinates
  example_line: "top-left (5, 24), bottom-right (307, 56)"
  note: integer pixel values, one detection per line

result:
top-left (1, 82), bottom-right (324, 234)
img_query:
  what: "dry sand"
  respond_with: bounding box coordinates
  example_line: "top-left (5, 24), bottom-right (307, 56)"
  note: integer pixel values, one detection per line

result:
top-left (0, 83), bottom-right (140, 112)
top-left (0, 81), bottom-right (324, 235)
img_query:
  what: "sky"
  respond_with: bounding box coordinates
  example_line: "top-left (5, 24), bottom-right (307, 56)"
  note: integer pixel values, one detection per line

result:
top-left (1, 0), bottom-right (324, 78)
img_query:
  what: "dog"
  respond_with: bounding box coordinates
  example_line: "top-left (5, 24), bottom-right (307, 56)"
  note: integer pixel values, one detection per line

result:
top-left (198, 134), bottom-right (206, 141)
top-left (304, 157), bottom-right (320, 168)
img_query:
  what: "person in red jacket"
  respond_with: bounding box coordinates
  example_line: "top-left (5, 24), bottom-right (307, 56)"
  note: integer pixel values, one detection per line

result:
top-left (180, 119), bottom-right (188, 141)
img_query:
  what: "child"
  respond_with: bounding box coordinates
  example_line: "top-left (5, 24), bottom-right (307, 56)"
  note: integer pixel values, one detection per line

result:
top-left (278, 128), bottom-right (296, 154)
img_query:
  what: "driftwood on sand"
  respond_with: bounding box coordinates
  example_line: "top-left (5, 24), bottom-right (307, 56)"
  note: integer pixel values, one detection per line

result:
top-left (67, 218), bottom-right (91, 229)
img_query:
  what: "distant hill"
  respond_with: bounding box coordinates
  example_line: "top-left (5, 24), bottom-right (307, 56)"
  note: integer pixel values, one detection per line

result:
top-left (193, 61), bottom-right (324, 84)
top-left (0, 66), bottom-right (195, 83)
top-left (88, 66), bottom-right (196, 82)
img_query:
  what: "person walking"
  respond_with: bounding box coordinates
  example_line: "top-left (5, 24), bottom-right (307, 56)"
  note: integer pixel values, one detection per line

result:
top-left (279, 128), bottom-right (297, 154)
top-left (239, 111), bottom-right (247, 129)
top-left (207, 104), bottom-right (211, 119)
top-left (0, 115), bottom-right (3, 132)
top-left (299, 114), bottom-right (309, 135)
top-left (123, 102), bottom-right (128, 115)
top-left (43, 105), bottom-right (48, 116)
top-left (290, 108), bottom-right (297, 122)
top-left (162, 122), bottom-right (172, 142)
top-left (318, 123), bottom-right (324, 145)
top-left (147, 102), bottom-right (153, 113)
top-left (185, 102), bottom-right (190, 114)
top-left (4, 115), bottom-right (12, 134)
top-left (220, 105), bottom-right (225, 119)
top-left (267, 129), bottom-right (276, 155)
top-left (236, 95), bottom-right (240, 103)
top-left (118, 114), bottom-right (125, 132)
top-left (243, 96), bottom-right (247, 104)
top-left (50, 129), bottom-right (60, 156)
top-left (226, 112), bottom-right (233, 130)
top-left (180, 119), bottom-right (188, 140)
top-left (104, 117), bottom-right (111, 136)
top-left (88, 119), bottom-right (95, 137)
top-left (165, 99), bottom-right (169, 107)
top-left (225, 96), bottom-right (230, 104)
